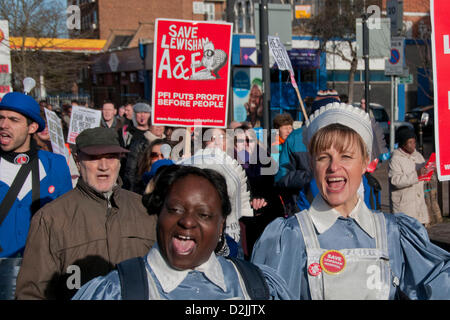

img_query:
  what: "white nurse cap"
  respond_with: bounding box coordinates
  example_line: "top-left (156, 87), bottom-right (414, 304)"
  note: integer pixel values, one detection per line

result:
top-left (303, 102), bottom-right (373, 160)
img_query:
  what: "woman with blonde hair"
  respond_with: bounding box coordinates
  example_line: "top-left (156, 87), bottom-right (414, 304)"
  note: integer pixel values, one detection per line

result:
top-left (252, 103), bottom-right (450, 300)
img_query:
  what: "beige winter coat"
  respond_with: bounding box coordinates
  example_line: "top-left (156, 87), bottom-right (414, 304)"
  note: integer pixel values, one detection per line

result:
top-left (15, 178), bottom-right (157, 300)
top-left (388, 148), bottom-right (429, 224)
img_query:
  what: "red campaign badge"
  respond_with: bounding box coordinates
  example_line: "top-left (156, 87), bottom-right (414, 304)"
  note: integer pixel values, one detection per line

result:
top-left (48, 185), bottom-right (55, 194)
top-left (308, 263), bottom-right (322, 277)
top-left (320, 250), bottom-right (346, 275)
top-left (14, 154), bottom-right (29, 165)
top-left (366, 158), bottom-right (379, 173)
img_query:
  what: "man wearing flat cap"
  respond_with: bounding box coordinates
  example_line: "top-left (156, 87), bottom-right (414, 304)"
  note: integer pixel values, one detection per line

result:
top-left (118, 101), bottom-right (151, 149)
top-left (119, 101), bottom-right (155, 191)
top-left (0, 92), bottom-right (72, 261)
top-left (16, 127), bottom-right (157, 300)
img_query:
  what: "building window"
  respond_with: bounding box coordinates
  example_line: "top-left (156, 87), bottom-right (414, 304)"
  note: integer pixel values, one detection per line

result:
top-left (234, 0), bottom-right (254, 34)
top-left (93, 10), bottom-right (97, 25)
top-left (204, 3), bottom-right (215, 21)
top-left (245, 1), bottom-right (254, 34)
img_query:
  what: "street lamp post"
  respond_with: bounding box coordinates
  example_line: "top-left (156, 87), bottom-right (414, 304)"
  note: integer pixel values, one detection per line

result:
top-left (139, 39), bottom-right (150, 101)
top-left (361, 11), bottom-right (375, 113)
top-left (260, 0), bottom-right (270, 129)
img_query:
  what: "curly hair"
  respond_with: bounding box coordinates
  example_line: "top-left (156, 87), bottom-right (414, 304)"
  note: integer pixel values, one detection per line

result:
top-left (142, 165), bottom-right (232, 219)
top-left (272, 113), bottom-right (294, 129)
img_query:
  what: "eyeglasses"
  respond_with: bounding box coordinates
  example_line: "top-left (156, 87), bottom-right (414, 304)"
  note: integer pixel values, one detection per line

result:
top-left (150, 152), bottom-right (163, 159)
top-left (212, 134), bottom-right (225, 140)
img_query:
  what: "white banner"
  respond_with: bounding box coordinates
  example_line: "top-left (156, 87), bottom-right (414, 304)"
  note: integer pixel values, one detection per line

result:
top-left (44, 108), bottom-right (69, 162)
top-left (67, 106), bottom-right (101, 144)
top-left (268, 35), bottom-right (293, 72)
top-left (0, 20), bottom-right (12, 100)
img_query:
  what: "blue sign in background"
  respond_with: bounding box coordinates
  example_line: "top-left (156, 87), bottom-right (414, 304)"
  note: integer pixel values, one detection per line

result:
top-left (289, 49), bottom-right (320, 69)
top-left (389, 48), bottom-right (400, 64)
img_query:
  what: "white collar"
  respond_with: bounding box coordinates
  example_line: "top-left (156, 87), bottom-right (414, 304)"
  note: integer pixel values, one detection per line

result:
top-left (147, 243), bottom-right (227, 293)
top-left (308, 195), bottom-right (376, 238)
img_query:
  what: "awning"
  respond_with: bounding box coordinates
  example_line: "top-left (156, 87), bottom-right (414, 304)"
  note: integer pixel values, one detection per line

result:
top-left (9, 37), bottom-right (106, 53)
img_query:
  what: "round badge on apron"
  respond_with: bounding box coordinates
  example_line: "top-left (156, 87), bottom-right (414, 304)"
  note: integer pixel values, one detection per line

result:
top-left (320, 250), bottom-right (346, 275)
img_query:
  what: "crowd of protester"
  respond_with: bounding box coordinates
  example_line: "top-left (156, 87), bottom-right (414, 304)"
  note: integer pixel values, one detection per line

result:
top-left (0, 90), bottom-right (448, 301)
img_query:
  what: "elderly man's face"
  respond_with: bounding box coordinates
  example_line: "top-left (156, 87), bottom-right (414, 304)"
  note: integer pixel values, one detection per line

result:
top-left (77, 152), bottom-right (121, 193)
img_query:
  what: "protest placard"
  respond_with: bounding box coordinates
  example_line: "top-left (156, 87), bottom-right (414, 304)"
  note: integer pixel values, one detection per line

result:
top-left (268, 35), bottom-right (294, 72)
top-left (44, 108), bottom-right (69, 162)
top-left (431, 0), bottom-right (450, 180)
top-left (67, 106), bottom-right (101, 144)
top-left (268, 35), bottom-right (308, 120)
top-left (152, 19), bottom-right (233, 128)
top-left (419, 153), bottom-right (436, 182)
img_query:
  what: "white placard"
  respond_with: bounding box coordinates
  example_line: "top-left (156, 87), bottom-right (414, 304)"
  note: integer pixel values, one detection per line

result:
top-left (268, 35), bottom-right (293, 72)
top-left (0, 20), bottom-right (12, 99)
top-left (44, 108), bottom-right (69, 162)
top-left (67, 106), bottom-right (101, 144)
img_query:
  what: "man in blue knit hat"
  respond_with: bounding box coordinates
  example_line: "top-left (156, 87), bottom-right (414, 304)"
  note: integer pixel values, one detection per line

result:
top-left (0, 92), bottom-right (72, 260)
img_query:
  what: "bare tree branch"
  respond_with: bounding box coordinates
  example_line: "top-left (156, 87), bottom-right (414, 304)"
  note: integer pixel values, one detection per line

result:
top-left (293, 0), bottom-right (382, 102)
top-left (1, 0), bottom-right (91, 95)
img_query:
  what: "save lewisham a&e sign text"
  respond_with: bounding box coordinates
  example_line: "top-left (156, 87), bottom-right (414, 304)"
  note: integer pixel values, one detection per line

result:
top-left (152, 19), bottom-right (233, 128)
top-left (431, 0), bottom-right (450, 180)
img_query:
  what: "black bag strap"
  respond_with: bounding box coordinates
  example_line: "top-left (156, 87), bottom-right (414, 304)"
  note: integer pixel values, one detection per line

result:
top-left (227, 257), bottom-right (270, 300)
top-left (117, 256), bottom-right (149, 300)
top-left (117, 256), bottom-right (270, 300)
top-left (0, 157), bottom-right (40, 254)
top-left (30, 157), bottom-right (40, 214)
top-left (365, 172), bottom-right (382, 192)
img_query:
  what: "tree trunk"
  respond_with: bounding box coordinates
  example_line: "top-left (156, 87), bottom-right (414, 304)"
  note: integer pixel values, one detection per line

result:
top-left (347, 56), bottom-right (358, 104)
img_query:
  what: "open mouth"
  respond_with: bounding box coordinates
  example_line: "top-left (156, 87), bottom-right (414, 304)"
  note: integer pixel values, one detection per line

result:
top-left (0, 132), bottom-right (12, 146)
top-left (172, 234), bottom-right (196, 255)
top-left (326, 176), bottom-right (346, 192)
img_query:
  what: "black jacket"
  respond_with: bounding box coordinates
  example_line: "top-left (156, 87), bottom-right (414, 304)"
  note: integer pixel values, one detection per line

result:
top-left (122, 127), bottom-right (149, 193)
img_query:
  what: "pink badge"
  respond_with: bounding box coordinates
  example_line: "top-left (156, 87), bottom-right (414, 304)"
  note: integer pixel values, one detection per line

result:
top-left (48, 185), bottom-right (55, 194)
top-left (308, 263), bottom-right (322, 276)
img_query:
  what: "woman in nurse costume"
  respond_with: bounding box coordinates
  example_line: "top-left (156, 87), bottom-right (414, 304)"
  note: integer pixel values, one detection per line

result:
top-left (251, 102), bottom-right (450, 300)
top-left (72, 165), bottom-right (292, 300)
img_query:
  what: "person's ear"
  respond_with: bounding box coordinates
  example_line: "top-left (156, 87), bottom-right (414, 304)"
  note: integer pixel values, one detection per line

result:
top-left (74, 152), bottom-right (83, 172)
top-left (220, 220), bottom-right (226, 238)
top-left (28, 122), bottom-right (39, 135)
top-left (362, 157), bottom-right (370, 175)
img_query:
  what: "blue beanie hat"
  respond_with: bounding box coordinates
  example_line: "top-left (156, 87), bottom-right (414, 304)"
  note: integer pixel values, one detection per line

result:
top-left (0, 92), bottom-right (46, 132)
top-left (142, 159), bottom-right (174, 185)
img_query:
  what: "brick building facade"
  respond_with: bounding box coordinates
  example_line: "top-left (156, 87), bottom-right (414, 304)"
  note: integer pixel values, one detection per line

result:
top-left (72, 0), bottom-right (432, 114)
top-left (69, 0), bottom-right (226, 107)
